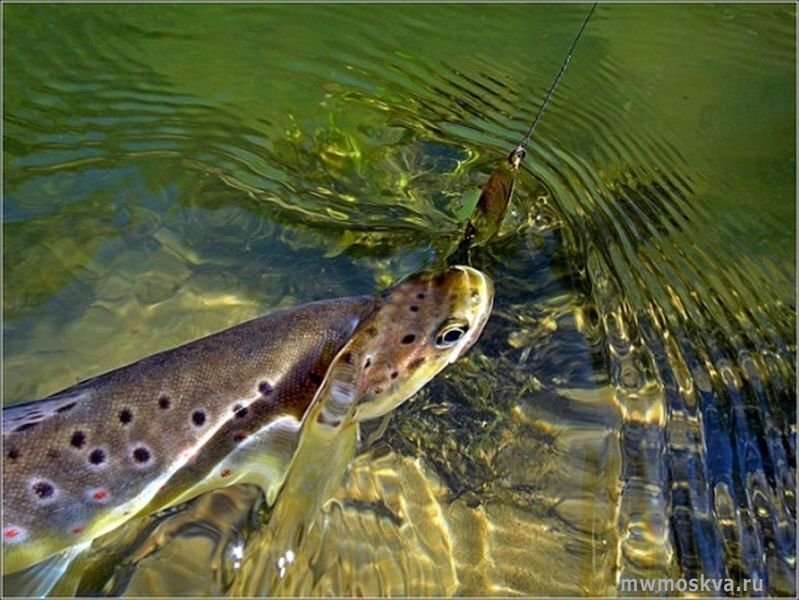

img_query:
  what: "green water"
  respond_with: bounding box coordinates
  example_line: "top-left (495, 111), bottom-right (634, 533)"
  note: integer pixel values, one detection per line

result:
top-left (3, 3), bottom-right (795, 596)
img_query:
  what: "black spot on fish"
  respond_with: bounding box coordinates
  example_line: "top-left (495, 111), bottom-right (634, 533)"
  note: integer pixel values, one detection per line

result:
top-left (401, 334), bottom-right (416, 345)
top-left (88, 449), bottom-right (106, 465)
top-left (158, 396), bottom-right (171, 410)
top-left (364, 326), bottom-right (378, 337)
top-left (132, 447), bottom-right (151, 463)
top-left (308, 372), bottom-right (323, 385)
top-left (235, 407), bottom-right (248, 419)
top-left (408, 357), bottom-right (426, 370)
top-left (119, 409), bottom-right (133, 425)
top-left (416, 292), bottom-right (426, 300)
top-left (32, 481), bottom-right (55, 499)
top-left (55, 402), bottom-right (77, 413)
top-left (192, 410), bottom-right (206, 427)
top-left (410, 305), bottom-right (419, 312)
top-left (258, 381), bottom-right (274, 395)
top-left (341, 352), bottom-right (353, 365)
top-left (14, 422), bottom-right (38, 433)
top-left (7, 448), bottom-right (20, 461)
top-left (391, 371), bottom-right (399, 379)
top-left (374, 387), bottom-right (383, 395)
top-left (71, 431), bottom-right (86, 449)
top-left (364, 357), bottom-right (372, 369)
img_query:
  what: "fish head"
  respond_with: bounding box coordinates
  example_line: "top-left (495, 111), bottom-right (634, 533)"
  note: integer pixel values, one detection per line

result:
top-left (347, 265), bottom-right (493, 422)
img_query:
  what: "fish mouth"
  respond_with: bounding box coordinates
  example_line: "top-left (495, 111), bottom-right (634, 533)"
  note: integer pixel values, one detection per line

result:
top-left (449, 265), bottom-right (494, 362)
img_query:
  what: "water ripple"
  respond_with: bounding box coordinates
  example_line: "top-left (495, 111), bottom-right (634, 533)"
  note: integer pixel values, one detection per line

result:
top-left (3, 2), bottom-right (795, 595)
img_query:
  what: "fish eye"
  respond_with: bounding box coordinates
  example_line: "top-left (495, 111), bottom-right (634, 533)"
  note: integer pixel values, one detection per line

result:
top-left (435, 319), bottom-right (469, 348)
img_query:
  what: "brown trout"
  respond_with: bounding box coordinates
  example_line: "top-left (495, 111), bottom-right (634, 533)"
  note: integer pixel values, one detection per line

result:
top-left (2, 266), bottom-right (492, 579)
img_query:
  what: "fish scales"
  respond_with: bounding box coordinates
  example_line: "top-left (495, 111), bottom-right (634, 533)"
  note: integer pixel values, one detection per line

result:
top-left (2, 295), bottom-right (377, 574)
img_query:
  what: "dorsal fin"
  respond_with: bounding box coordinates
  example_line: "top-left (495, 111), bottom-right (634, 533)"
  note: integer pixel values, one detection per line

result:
top-left (3, 389), bottom-right (92, 435)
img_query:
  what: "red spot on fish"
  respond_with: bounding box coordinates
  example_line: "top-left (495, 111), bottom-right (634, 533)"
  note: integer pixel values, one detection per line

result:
top-left (317, 413), bottom-right (340, 427)
top-left (220, 468), bottom-right (231, 477)
top-left (93, 490), bottom-right (108, 501)
top-left (72, 526), bottom-right (84, 534)
top-left (4, 527), bottom-right (20, 539)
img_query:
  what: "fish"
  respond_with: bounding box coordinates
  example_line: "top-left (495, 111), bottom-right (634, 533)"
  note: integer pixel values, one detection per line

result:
top-left (1, 266), bottom-right (493, 581)
top-left (232, 264), bottom-right (494, 595)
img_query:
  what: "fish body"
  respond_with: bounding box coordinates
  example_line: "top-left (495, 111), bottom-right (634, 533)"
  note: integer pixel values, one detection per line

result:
top-left (233, 265), bottom-right (494, 595)
top-left (3, 296), bottom-right (376, 575)
top-left (2, 265), bottom-right (494, 580)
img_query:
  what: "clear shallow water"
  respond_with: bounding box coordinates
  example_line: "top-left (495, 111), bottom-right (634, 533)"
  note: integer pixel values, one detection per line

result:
top-left (3, 3), bottom-right (795, 596)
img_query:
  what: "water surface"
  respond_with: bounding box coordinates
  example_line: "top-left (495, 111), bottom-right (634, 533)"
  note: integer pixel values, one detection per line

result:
top-left (3, 3), bottom-right (795, 596)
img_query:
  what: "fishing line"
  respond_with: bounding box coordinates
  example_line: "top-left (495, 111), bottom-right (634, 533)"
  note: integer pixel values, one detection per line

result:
top-left (452, 2), bottom-right (599, 263)
top-left (508, 1), bottom-right (598, 169)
